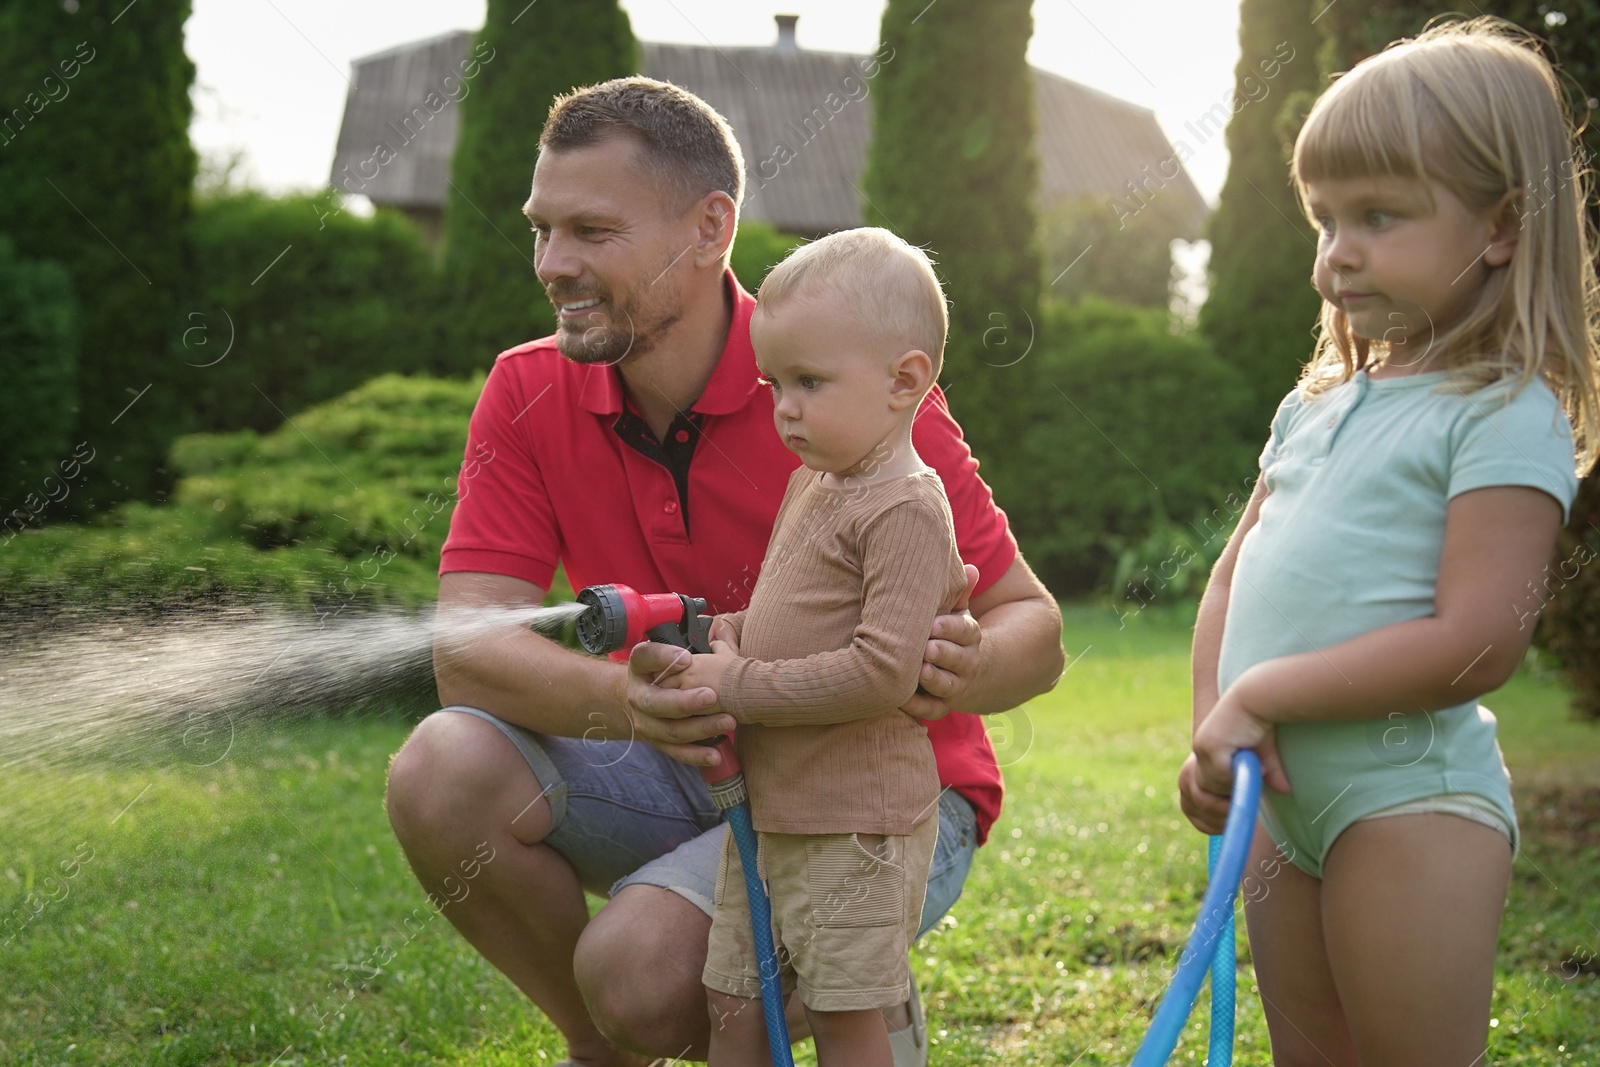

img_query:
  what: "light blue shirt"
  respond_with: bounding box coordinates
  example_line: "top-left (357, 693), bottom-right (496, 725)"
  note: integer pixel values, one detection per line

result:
top-left (1217, 368), bottom-right (1578, 872)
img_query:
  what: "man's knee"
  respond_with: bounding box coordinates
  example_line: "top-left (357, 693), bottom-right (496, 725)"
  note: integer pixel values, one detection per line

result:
top-left (386, 711), bottom-right (551, 851)
top-left (575, 887), bottom-right (711, 1049)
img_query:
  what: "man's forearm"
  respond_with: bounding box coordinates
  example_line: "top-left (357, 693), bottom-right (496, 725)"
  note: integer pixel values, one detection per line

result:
top-left (433, 626), bottom-right (631, 739)
top-left (962, 594), bottom-right (1064, 715)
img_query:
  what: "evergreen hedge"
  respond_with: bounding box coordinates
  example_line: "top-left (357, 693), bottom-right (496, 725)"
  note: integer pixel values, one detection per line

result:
top-left (992, 298), bottom-right (1256, 595)
top-left (1196, 0), bottom-right (1323, 433)
top-left (0, 376), bottom-right (483, 614)
top-left (176, 193), bottom-right (442, 432)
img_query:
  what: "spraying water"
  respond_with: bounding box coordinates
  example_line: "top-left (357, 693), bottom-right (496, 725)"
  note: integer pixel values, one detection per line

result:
top-left (0, 601), bottom-right (591, 769)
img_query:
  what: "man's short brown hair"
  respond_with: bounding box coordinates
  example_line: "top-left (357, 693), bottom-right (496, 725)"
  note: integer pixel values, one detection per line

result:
top-left (542, 76), bottom-right (745, 216)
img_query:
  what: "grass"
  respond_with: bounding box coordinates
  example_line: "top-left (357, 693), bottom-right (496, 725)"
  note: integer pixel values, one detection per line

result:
top-left (2, 602), bottom-right (1597, 1065)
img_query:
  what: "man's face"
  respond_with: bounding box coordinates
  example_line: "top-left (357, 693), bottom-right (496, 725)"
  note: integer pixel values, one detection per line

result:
top-left (524, 136), bottom-right (698, 366)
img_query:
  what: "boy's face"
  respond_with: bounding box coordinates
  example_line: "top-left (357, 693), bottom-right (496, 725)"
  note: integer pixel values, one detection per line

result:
top-left (751, 294), bottom-right (903, 478)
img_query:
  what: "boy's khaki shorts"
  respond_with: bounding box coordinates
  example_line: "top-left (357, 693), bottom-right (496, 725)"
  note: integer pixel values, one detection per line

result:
top-left (702, 816), bottom-right (938, 1013)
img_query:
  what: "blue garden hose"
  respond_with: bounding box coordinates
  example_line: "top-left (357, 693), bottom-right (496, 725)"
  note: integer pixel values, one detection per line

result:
top-left (1129, 749), bottom-right (1261, 1067)
top-left (1207, 834), bottom-right (1236, 1065)
top-left (704, 740), bottom-right (795, 1067)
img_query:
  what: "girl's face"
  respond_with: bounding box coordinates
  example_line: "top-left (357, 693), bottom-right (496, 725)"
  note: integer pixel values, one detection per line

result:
top-left (1305, 175), bottom-right (1516, 369)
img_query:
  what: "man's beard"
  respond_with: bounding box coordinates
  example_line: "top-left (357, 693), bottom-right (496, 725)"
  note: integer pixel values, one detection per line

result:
top-left (548, 247), bottom-right (694, 367)
top-left (556, 306), bottom-right (633, 365)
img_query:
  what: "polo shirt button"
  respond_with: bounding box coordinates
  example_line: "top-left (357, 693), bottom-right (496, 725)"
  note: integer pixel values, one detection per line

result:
top-left (675, 429), bottom-right (690, 443)
top-left (1327, 416), bottom-right (1337, 428)
top-left (664, 500), bottom-right (678, 515)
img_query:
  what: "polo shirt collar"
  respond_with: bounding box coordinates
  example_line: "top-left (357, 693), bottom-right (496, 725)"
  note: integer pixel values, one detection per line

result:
top-left (577, 269), bottom-right (759, 417)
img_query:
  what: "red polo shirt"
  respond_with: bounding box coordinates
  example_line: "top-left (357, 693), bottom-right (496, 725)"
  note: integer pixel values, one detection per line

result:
top-left (440, 271), bottom-right (1016, 843)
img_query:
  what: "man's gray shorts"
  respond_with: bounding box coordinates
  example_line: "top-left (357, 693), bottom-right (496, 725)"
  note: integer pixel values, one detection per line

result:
top-left (437, 706), bottom-right (981, 936)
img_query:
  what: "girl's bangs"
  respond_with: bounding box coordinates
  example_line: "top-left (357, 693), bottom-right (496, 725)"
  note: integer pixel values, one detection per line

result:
top-left (1294, 61), bottom-right (1437, 192)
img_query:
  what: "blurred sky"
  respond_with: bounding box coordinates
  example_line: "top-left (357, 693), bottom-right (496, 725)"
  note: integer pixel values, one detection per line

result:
top-left (187, 0), bottom-right (1245, 206)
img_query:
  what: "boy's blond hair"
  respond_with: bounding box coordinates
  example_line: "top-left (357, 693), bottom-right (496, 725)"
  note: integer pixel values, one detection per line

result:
top-left (1292, 16), bottom-right (1600, 472)
top-left (756, 227), bottom-right (948, 378)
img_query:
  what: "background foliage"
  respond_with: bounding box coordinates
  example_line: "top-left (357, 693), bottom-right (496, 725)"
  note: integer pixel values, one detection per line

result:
top-left (178, 193), bottom-right (443, 431)
top-left (991, 298), bottom-right (1255, 595)
top-left (0, 0), bottom-right (196, 514)
top-left (0, 237), bottom-right (78, 510)
top-left (864, 0), bottom-right (1045, 465)
top-left (441, 0), bottom-right (637, 363)
top-left (0, 375), bottom-right (480, 614)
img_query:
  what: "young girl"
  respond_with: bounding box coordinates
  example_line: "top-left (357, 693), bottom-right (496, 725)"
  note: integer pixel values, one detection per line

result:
top-left (1180, 17), bottom-right (1600, 1067)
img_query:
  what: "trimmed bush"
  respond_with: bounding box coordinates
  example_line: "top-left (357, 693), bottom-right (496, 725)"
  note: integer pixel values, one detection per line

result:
top-left (1196, 0), bottom-right (1323, 433)
top-left (991, 298), bottom-right (1256, 595)
top-left (0, 375), bottom-right (483, 614)
top-left (1539, 476), bottom-right (1600, 720)
top-left (730, 220), bottom-right (805, 293)
top-left (863, 0), bottom-right (1043, 464)
top-left (176, 193), bottom-right (442, 433)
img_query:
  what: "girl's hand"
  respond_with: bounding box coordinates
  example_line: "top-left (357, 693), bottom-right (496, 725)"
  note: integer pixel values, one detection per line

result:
top-left (1192, 686), bottom-right (1292, 798)
top-left (1177, 753), bottom-right (1232, 835)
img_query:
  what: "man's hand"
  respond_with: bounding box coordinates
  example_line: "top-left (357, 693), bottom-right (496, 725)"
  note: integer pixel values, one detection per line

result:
top-left (623, 642), bottom-right (736, 768)
top-left (902, 564), bottom-right (981, 720)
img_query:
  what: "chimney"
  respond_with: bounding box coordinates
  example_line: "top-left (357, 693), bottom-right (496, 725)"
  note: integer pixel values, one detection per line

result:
top-left (774, 14), bottom-right (799, 52)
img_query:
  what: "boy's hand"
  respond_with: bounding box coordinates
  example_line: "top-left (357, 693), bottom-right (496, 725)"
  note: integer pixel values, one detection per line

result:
top-left (707, 616), bottom-right (741, 654)
top-left (1191, 682), bottom-right (1292, 799)
top-left (651, 641), bottom-right (740, 700)
top-left (623, 643), bottom-right (734, 767)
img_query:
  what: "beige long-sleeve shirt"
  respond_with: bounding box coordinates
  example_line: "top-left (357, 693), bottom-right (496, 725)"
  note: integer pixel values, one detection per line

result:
top-left (717, 465), bottom-right (968, 835)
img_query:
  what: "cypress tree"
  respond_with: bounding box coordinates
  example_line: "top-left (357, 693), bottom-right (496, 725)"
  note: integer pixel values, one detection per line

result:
top-left (441, 0), bottom-right (637, 365)
top-left (1486, 3), bottom-right (1600, 718)
top-left (0, 238), bottom-right (78, 511)
top-left (1312, 0), bottom-right (1435, 72)
top-left (1197, 0), bottom-right (1323, 433)
top-left (0, 0), bottom-right (195, 515)
top-left (861, 0), bottom-right (1043, 463)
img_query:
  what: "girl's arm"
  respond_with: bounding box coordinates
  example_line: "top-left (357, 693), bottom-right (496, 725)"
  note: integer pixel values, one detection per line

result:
top-left (1180, 477), bottom-right (1269, 833)
top-left (1193, 485), bottom-right (1564, 792)
top-left (1192, 477), bottom-right (1271, 730)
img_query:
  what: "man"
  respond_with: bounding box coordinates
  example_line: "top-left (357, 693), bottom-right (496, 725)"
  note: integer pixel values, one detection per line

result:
top-left (385, 77), bottom-right (1063, 1067)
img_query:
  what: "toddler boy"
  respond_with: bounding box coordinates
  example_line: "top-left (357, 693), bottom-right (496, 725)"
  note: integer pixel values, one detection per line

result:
top-left (660, 227), bottom-right (968, 1066)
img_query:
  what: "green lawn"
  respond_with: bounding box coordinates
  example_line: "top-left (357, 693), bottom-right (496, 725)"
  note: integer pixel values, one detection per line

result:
top-left (3, 604), bottom-right (1596, 1065)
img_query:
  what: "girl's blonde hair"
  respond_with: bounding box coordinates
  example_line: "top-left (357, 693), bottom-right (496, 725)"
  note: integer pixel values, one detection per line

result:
top-left (1292, 16), bottom-right (1600, 473)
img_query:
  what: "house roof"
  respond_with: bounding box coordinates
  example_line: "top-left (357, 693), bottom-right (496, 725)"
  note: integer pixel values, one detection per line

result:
top-left (329, 26), bottom-right (1209, 238)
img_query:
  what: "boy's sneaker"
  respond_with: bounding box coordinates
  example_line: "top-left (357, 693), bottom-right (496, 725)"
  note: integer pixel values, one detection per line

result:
top-left (888, 974), bottom-right (927, 1066)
